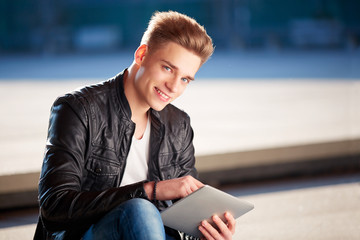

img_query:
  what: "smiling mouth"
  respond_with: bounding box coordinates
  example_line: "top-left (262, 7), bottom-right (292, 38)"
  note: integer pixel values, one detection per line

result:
top-left (155, 87), bottom-right (171, 101)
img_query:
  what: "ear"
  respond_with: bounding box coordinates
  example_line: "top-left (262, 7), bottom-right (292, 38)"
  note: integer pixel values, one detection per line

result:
top-left (134, 44), bottom-right (148, 65)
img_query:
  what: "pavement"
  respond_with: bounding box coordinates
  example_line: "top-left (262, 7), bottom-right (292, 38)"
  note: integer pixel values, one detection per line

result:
top-left (231, 173), bottom-right (360, 240)
top-left (1, 173), bottom-right (359, 240)
top-left (0, 50), bottom-right (360, 239)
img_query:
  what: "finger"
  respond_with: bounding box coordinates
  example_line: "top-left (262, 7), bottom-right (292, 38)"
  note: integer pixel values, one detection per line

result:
top-left (198, 225), bottom-right (213, 240)
top-left (185, 184), bottom-right (193, 196)
top-left (182, 176), bottom-right (203, 193)
top-left (224, 212), bottom-right (236, 234)
top-left (192, 177), bottom-right (205, 188)
top-left (201, 220), bottom-right (222, 239)
top-left (178, 183), bottom-right (190, 198)
top-left (189, 179), bottom-right (202, 193)
top-left (188, 177), bottom-right (204, 192)
top-left (212, 215), bottom-right (232, 239)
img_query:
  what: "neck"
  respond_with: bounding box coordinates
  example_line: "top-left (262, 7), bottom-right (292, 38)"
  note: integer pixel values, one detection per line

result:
top-left (124, 63), bottom-right (149, 123)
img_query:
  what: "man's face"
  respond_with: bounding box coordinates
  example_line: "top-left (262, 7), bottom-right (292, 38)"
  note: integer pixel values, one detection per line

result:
top-left (133, 42), bottom-right (202, 111)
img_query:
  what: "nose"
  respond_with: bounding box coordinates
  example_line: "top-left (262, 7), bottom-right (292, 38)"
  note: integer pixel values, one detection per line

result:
top-left (165, 78), bottom-right (181, 93)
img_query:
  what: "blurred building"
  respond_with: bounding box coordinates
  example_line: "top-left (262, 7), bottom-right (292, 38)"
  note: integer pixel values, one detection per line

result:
top-left (0, 0), bottom-right (359, 54)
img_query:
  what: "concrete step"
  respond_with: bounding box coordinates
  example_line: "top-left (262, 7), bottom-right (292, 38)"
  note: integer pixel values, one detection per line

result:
top-left (1, 138), bottom-right (359, 209)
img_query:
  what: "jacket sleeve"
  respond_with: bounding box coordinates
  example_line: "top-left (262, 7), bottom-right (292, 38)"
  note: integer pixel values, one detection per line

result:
top-left (178, 115), bottom-right (198, 179)
top-left (38, 96), bottom-right (148, 233)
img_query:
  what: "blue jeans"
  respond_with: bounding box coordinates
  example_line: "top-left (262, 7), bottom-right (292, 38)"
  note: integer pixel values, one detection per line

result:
top-left (82, 198), bottom-right (176, 240)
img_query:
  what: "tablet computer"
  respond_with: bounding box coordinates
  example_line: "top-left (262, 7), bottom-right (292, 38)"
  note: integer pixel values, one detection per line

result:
top-left (161, 185), bottom-right (254, 238)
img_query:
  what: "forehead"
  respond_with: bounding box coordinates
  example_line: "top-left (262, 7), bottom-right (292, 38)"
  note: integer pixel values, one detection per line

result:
top-left (148, 42), bottom-right (201, 75)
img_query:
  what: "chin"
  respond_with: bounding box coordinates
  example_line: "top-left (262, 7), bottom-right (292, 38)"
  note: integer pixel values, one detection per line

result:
top-left (151, 104), bottom-right (168, 112)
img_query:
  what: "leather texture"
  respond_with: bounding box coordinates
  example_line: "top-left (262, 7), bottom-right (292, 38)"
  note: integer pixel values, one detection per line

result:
top-left (34, 70), bottom-right (198, 240)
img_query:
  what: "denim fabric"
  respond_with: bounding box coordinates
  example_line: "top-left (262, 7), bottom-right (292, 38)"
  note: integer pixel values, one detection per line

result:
top-left (82, 198), bottom-right (167, 240)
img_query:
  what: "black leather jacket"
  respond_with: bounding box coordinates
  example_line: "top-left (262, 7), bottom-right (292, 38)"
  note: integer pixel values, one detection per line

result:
top-left (34, 70), bottom-right (198, 240)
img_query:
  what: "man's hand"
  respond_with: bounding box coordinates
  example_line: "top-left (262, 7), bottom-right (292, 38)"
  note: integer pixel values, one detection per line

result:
top-left (144, 177), bottom-right (236, 239)
top-left (144, 176), bottom-right (204, 201)
top-left (199, 212), bottom-right (236, 240)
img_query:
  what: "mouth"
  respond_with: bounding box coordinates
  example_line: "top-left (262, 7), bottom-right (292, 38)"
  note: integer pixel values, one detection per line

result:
top-left (155, 87), bottom-right (171, 102)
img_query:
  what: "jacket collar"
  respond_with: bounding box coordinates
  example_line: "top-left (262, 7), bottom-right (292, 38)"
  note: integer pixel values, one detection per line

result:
top-left (115, 69), bottom-right (133, 121)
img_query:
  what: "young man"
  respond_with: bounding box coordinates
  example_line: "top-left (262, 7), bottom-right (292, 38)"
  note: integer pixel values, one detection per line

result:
top-left (34, 11), bottom-right (236, 240)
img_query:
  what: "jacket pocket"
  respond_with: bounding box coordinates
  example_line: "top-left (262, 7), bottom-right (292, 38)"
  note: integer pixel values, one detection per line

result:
top-left (83, 156), bottom-right (120, 191)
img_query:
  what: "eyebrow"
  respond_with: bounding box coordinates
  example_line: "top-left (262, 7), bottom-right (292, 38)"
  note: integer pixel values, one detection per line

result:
top-left (161, 59), bottom-right (195, 81)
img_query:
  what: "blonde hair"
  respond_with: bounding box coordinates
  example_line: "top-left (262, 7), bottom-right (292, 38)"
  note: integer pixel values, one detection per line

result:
top-left (141, 11), bottom-right (214, 65)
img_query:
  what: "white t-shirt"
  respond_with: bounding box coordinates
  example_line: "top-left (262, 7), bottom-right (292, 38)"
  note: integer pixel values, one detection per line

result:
top-left (120, 116), bottom-right (151, 187)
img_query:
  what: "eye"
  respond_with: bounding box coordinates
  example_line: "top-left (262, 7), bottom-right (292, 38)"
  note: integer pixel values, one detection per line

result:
top-left (163, 66), bottom-right (171, 72)
top-left (181, 78), bottom-right (189, 83)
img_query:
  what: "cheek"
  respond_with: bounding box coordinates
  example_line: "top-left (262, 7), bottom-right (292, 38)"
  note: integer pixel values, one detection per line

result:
top-left (172, 85), bottom-right (187, 100)
top-left (142, 66), bottom-right (164, 83)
